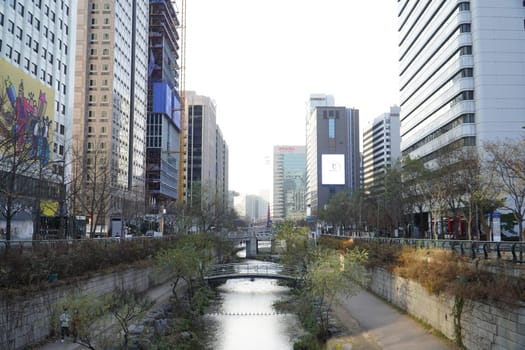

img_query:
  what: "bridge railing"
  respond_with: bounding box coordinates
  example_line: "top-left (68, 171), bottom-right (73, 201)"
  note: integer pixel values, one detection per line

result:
top-left (353, 237), bottom-right (524, 263)
top-left (204, 263), bottom-right (297, 279)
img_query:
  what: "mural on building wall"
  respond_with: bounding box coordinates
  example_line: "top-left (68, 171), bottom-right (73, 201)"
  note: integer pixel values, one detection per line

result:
top-left (0, 59), bottom-right (55, 166)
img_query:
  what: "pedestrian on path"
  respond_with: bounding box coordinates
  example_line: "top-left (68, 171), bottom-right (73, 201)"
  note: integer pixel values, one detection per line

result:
top-left (59, 308), bottom-right (70, 343)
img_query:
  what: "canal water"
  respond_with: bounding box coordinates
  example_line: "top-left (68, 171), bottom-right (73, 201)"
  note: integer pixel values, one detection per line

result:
top-left (206, 259), bottom-right (303, 349)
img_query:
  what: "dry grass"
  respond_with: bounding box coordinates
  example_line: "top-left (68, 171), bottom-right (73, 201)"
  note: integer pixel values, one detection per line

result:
top-left (347, 241), bottom-right (525, 305)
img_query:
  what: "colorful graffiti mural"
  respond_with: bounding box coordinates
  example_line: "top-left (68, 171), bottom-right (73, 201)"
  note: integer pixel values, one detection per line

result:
top-left (0, 58), bottom-right (55, 166)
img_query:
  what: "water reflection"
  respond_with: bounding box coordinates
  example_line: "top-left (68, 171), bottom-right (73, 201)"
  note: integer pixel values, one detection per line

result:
top-left (207, 260), bottom-right (302, 350)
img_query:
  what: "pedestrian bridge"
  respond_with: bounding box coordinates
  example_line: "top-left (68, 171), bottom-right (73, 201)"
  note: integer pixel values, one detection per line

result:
top-left (204, 263), bottom-right (298, 281)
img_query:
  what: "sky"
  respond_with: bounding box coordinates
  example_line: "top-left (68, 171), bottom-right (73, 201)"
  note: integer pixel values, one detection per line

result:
top-left (184, 1), bottom-right (400, 196)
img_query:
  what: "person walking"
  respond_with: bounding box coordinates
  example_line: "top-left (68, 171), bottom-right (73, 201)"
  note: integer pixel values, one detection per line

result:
top-left (59, 308), bottom-right (70, 343)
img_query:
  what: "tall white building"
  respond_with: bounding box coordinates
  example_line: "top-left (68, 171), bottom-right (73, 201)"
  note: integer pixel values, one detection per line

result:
top-left (398, 1), bottom-right (525, 163)
top-left (362, 106), bottom-right (401, 196)
top-left (0, 0), bottom-right (77, 239)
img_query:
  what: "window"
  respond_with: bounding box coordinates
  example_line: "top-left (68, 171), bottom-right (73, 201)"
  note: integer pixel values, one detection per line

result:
top-left (458, 2), bottom-right (470, 11)
top-left (89, 95), bottom-right (96, 102)
top-left (14, 50), bottom-right (20, 64)
top-left (103, 48), bottom-right (109, 56)
top-left (90, 48), bottom-right (97, 56)
top-left (27, 11), bottom-right (33, 24)
top-left (103, 33), bottom-right (110, 41)
top-left (15, 26), bottom-right (22, 39)
top-left (26, 34), bottom-right (32, 46)
top-left (43, 26), bottom-right (48, 37)
top-left (33, 40), bottom-right (39, 53)
top-left (35, 18), bottom-right (40, 30)
top-left (5, 44), bottom-right (12, 59)
top-left (91, 18), bottom-right (97, 25)
top-left (0, 12), bottom-right (4, 26)
top-left (24, 58), bottom-right (30, 70)
top-left (328, 119), bottom-right (335, 138)
top-left (8, 20), bottom-right (14, 33)
top-left (90, 64), bottom-right (97, 71)
top-left (460, 46), bottom-right (472, 55)
top-left (31, 63), bottom-right (37, 75)
top-left (104, 18), bottom-right (109, 25)
top-left (91, 33), bottom-right (97, 41)
top-left (459, 24), bottom-right (471, 33)
top-left (17, 3), bottom-right (24, 16)
top-left (89, 79), bottom-right (96, 87)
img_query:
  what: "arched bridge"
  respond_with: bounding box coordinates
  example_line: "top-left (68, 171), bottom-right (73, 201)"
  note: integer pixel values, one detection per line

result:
top-left (204, 263), bottom-right (298, 281)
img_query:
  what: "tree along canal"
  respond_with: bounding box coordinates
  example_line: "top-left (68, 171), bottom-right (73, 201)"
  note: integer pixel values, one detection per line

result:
top-left (205, 259), bottom-right (304, 349)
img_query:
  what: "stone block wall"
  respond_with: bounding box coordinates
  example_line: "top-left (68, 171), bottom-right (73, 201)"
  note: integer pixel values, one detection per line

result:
top-left (370, 267), bottom-right (525, 350)
top-left (0, 266), bottom-right (172, 350)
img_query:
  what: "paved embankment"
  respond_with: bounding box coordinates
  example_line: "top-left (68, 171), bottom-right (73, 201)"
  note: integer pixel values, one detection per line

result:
top-left (330, 289), bottom-right (456, 350)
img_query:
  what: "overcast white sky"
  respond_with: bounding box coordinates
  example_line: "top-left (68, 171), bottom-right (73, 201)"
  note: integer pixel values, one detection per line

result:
top-left (185, 1), bottom-right (400, 196)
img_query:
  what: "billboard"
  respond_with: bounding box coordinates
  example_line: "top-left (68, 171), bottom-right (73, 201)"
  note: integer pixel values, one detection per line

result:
top-left (0, 58), bottom-right (55, 166)
top-left (152, 82), bottom-right (181, 129)
top-left (321, 154), bottom-right (345, 185)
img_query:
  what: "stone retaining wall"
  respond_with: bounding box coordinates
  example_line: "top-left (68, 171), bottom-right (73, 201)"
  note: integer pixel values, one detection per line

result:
top-left (370, 267), bottom-right (525, 350)
top-left (0, 265), bottom-right (172, 350)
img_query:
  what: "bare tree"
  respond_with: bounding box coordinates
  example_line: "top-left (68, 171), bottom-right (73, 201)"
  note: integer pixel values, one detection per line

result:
top-left (484, 137), bottom-right (525, 241)
top-left (401, 156), bottom-right (433, 238)
top-left (71, 142), bottom-right (112, 238)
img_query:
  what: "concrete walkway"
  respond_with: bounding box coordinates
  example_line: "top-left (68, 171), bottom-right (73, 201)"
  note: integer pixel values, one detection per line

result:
top-left (336, 289), bottom-right (456, 350)
top-left (37, 282), bottom-right (174, 350)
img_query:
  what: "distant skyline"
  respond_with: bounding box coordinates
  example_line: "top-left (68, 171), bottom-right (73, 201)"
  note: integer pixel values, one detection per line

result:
top-left (185, 1), bottom-right (400, 195)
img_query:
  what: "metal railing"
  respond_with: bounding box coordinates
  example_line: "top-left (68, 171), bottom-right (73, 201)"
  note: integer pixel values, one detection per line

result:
top-left (204, 263), bottom-right (298, 280)
top-left (353, 237), bottom-right (524, 263)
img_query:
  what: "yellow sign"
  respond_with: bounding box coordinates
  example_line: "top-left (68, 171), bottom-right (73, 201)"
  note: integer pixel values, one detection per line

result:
top-left (41, 201), bottom-right (59, 216)
top-left (0, 58), bottom-right (55, 165)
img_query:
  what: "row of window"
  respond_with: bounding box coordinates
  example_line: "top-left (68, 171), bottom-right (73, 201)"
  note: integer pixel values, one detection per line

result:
top-left (403, 113), bottom-right (475, 155)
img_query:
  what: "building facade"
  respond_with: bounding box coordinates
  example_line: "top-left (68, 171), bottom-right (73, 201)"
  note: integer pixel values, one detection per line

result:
top-left (73, 0), bottom-right (149, 235)
top-left (306, 95), bottom-right (360, 216)
top-left (362, 106), bottom-right (401, 197)
top-left (0, 0), bottom-right (77, 239)
top-left (186, 91), bottom-right (229, 211)
top-left (399, 1), bottom-right (525, 163)
top-left (146, 0), bottom-right (182, 211)
top-left (272, 145), bottom-right (306, 222)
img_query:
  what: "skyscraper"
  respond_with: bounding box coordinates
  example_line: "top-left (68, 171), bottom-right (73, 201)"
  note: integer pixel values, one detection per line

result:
top-left (0, 0), bottom-right (77, 239)
top-left (146, 0), bottom-right (183, 209)
top-left (186, 91), bottom-right (229, 211)
top-left (398, 1), bottom-right (525, 163)
top-left (73, 0), bottom-right (149, 235)
top-left (362, 106), bottom-right (401, 197)
top-left (306, 95), bottom-right (360, 216)
top-left (272, 145), bottom-right (306, 222)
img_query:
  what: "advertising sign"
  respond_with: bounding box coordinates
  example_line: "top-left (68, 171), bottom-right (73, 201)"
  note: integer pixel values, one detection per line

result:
top-left (321, 154), bottom-right (345, 185)
top-left (0, 58), bottom-right (55, 166)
